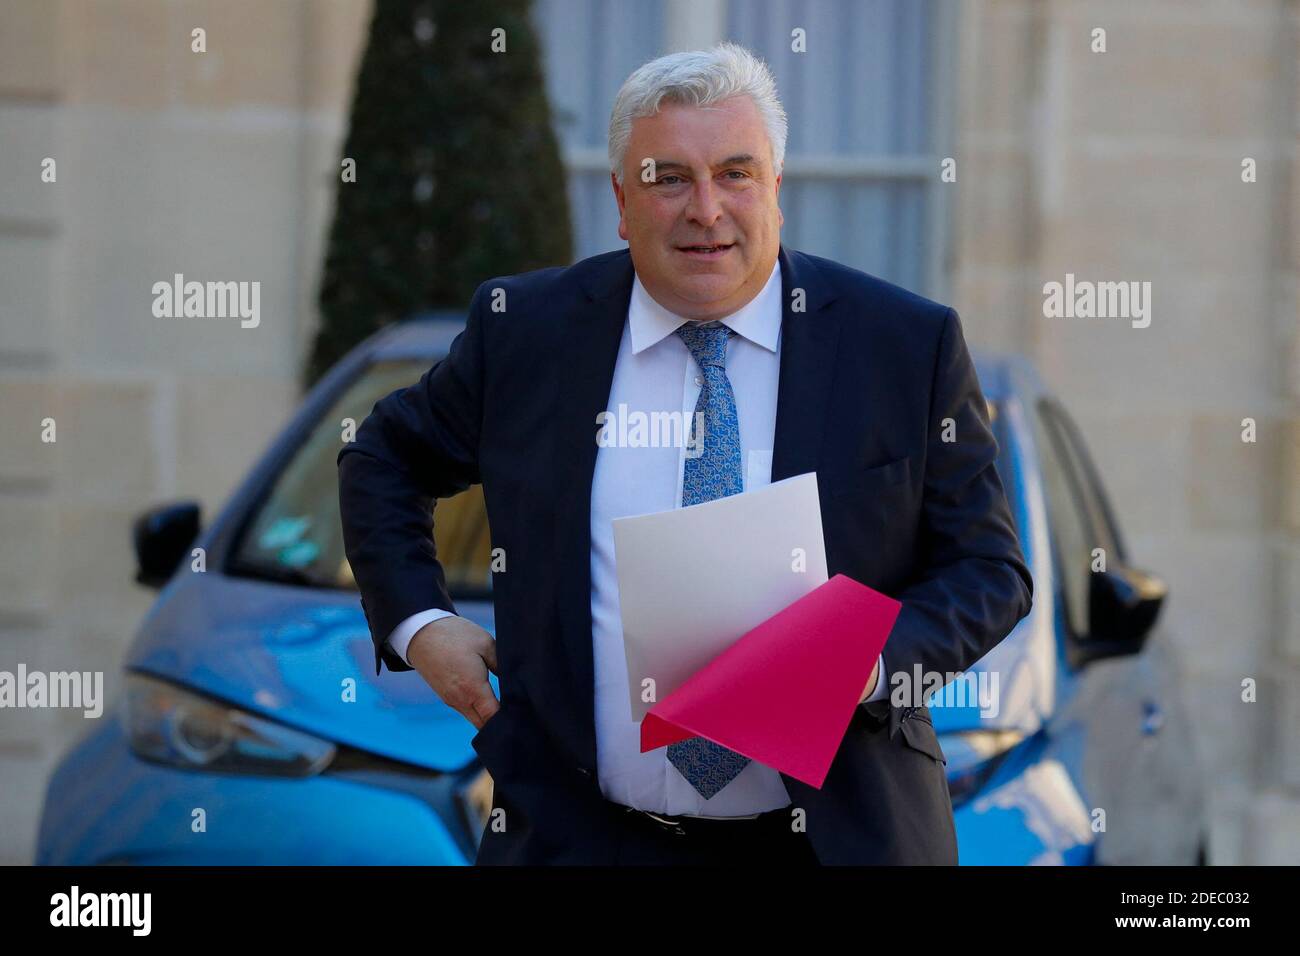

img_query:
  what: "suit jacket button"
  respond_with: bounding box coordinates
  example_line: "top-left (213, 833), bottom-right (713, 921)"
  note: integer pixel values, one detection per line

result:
top-left (576, 766), bottom-right (591, 777)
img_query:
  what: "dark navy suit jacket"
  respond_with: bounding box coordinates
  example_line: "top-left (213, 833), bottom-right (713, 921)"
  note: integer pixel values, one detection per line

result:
top-left (338, 244), bottom-right (1033, 864)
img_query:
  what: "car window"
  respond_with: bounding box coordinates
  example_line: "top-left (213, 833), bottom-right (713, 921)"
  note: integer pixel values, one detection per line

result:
top-left (1043, 402), bottom-right (1126, 563)
top-left (1032, 399), bottom-right (1104, 638)
top-left (228, 360), bottom-right (492, 599)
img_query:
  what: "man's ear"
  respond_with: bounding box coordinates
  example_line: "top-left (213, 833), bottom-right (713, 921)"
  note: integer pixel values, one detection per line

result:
top-left (775, 170), bottom-right (784, 227)
top-left (611, 171), bottom-right (629, 241)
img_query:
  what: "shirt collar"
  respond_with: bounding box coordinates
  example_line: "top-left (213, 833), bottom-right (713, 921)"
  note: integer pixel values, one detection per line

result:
top-left (628, 258), bottom-right (782, 355)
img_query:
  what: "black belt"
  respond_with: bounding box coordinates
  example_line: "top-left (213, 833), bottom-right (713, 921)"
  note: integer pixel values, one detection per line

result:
top-left (617, 803), bottom-right (791, 837)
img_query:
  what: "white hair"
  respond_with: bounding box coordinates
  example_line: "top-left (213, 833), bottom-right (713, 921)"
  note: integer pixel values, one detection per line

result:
top-left (608, 42), bottom-right (788, 186)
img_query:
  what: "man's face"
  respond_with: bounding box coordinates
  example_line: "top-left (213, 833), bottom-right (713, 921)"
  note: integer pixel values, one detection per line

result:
top-left (611, 95), bottom-right (784, 322)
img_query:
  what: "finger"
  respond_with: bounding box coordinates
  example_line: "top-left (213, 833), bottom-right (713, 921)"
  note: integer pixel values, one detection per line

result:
top-left (470, 684), bottom-right (500, 725)
top-left (479, 635), bottom-right (499, 675)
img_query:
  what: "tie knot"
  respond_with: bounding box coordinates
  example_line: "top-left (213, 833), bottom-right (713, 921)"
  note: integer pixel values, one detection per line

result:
top-left (675, 320), bottom-right (733, 369)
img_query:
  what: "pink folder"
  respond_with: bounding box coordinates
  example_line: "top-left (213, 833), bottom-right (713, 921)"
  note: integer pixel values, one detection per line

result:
top-left (640, 573), bottom-right (901, 789)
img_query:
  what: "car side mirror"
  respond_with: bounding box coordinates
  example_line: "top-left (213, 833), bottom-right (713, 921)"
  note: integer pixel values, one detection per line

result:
top-left (1071, 564), bottom-right (1168, 667)
top-left (133, 501), bottom-right (201, 588)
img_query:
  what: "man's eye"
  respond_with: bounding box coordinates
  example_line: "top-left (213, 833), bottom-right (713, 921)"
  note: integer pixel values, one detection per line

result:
top-left (658, 175), bottom-right (683, 185)
top-left (724, 170), bottom-right (747, 179)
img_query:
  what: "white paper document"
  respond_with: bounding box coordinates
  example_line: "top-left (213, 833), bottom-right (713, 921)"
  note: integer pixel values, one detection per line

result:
top-left (612, 471), bottom-right (829, 721)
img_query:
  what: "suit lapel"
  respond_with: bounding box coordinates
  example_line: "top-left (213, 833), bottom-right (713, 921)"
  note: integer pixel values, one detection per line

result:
top-left (771, 244), bottom-right (842, 482)
top-left (550, 251), bottom-right (634, 758)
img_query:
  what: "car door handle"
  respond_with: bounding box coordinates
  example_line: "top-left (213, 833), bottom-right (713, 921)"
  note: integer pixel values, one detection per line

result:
top-left (1141, 700), bottom-right (1164, 736)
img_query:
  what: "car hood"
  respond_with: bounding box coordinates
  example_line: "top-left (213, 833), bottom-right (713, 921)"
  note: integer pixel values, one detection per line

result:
top-left (125, 572), bottom-right (493, 772)
top-left (124, 569), bottom-right (1051, 772)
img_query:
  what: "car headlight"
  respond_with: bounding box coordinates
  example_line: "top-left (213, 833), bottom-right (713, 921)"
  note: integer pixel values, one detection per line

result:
top-left (123, 672), bottom-right (335, 777)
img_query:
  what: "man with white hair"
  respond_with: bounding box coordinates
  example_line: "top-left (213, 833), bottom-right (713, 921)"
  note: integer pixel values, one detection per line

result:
top-left (339, 42), bottom-right (1032, 865)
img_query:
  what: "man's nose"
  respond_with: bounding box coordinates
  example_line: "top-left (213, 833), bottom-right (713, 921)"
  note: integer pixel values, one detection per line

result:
top-left (684, 178), bottom-right (723, 227)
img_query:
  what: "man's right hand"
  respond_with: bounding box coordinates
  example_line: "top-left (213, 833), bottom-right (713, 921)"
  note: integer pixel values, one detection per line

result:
top-left (407, 616), bottom-right (500, 730)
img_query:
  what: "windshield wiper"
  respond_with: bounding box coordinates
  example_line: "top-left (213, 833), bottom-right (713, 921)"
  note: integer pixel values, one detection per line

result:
top-left (226, 557), bottom-right (337, 590)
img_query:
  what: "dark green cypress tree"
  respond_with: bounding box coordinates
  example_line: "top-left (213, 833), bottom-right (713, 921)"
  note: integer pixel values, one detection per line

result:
top-left (306, 0), bottom-right (573, 387)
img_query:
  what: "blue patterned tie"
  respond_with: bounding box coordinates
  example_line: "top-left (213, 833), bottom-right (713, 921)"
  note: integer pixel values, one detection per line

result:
top-left (666, 320), bottom-right (751, 799)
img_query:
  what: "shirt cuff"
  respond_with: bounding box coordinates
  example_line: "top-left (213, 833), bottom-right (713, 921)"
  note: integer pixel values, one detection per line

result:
top-left (386, 608), bottom-right (458, 666)
top-left (861, 652), bottom-right (888, 704)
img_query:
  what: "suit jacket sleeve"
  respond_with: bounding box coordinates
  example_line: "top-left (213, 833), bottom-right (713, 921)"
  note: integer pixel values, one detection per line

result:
top-left (887, 307), bottom-right (1034, 700)
top-left (337, 282), bottom-right (489, 675)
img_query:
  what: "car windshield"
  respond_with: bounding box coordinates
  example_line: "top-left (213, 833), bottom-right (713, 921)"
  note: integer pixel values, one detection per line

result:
top-left (227, 364), bottom-right (1019, 605)
top-left (228, 360), bottom-right (492, 600)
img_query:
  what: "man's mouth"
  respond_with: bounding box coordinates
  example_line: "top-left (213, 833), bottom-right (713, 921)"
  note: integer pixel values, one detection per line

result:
top-left (677, 243), bottom-right (735, 258)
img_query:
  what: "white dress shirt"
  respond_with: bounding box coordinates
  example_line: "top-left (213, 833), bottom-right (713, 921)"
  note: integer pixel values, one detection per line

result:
top-left (386, 257), bottom-right (888, 817)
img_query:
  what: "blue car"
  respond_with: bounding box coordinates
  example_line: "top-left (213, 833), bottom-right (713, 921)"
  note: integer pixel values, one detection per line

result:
top-left (36, 314), bottom-right (1206, 865)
